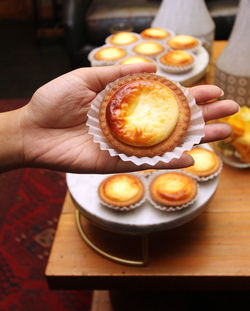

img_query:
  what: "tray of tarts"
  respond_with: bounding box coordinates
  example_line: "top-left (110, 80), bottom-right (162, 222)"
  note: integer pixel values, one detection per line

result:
top-left (88, 27), bottom-right (209, 86)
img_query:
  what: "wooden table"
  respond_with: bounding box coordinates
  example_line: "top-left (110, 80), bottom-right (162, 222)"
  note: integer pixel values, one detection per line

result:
top-left (45, 42), bottom-right (250, 302)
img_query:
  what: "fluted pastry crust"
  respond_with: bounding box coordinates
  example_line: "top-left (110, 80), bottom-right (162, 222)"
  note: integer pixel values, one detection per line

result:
top-left (99, 73), bottom-right (190, 157)
top-left (98, 174), bottom-right (144, 207)
top-left (182, 148), bottom-right (221, 177)
top-left (150, 172), bottom-right (197, 207)
top-left (140, 27), bottom-right (171, 40)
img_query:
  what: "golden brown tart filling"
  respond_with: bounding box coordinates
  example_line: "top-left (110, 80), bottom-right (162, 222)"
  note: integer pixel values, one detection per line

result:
top-left (98, 174), bottom-right (144, 207)
top-left (140, 27), bottom-right (171, 40)
top-left (108, 32), bottom-right (138, 45)
top-left (99, 73), bottom-right (190, 157)
top-left (94, 46), bottom-right (126, 61)
top-left (167, 35), bottom-right (199, 50)
top-left (150, 172), bottom-right (197, 207)
top-left (182, 147), bottom-right (221, 177)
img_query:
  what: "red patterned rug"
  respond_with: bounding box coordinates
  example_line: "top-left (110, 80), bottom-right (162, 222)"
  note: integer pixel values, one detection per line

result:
top-left (0, 100), bottom-right (91, 311)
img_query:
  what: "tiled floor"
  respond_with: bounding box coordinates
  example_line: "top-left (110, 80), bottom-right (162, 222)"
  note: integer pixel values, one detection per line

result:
top-left (0, 20), bottom-right (70, 98)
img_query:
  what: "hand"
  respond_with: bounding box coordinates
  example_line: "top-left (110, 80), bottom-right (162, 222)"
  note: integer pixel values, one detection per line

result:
top-left (15, 64), bottom-right (239, 173)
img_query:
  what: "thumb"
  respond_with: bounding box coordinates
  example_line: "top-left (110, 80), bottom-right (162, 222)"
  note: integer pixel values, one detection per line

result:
top-left (73, 63), bottom-right (157, 93)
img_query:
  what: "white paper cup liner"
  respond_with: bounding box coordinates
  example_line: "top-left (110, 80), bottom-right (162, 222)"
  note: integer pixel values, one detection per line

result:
top-left (146, 170), bottom-right (199, 212)
top-left (156, 51), bottom-right (197, 74)
top-left (166, 37), bottom-right (202, 54)
top-left (86, 73), bottom-right (205, 166)
top-left (105, 32), bottom-right (142, 47)
top-left (98, 173), bottom-right (147, 212)
top-left (88, 44), bottom-right (128, 67)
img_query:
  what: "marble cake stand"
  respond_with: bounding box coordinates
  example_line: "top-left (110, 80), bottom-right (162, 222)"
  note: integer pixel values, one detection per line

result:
top-left (67, 147), bottom-right (219, 266)
top-left (67, 170), bottom-right (218, 236)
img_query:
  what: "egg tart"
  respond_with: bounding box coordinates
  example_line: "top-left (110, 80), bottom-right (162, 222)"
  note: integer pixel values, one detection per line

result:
top-left (150, 172), bottom-right (197, 207)
top-left (119, 56), bottom-right (154, 65)
top-left (107, 31), bottom-right (139, 46)
top-left (159, 50), bottom-right (194, 73)
top-left (182, 147), bottom-right (221, 178)
top-left (99, 73), bottom-right (191, 157)
top-left (98, 174), bottom-right (144, 208)
top-left (140, 27), bottom-right (171, 40)
top-left (94, 46), bottom-right (127, 61)
top-left (167, 35), bottom-right (199, 51)
top-left (133, 41), bottom-right (164, 57)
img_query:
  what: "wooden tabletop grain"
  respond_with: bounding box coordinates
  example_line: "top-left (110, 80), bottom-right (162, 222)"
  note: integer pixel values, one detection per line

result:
top-left (45, 41), bottom-right (250, 290)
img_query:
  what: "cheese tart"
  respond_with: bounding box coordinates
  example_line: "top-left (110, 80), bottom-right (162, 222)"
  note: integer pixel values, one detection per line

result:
top-left (133, 41), bottom-right (164, 57)
top-left (167, 35), bottom-right (199, 51)
top-left (159, 50), bottom-right (195, 73)
top-left (150, 172), bottom-right (197, 207)
top-left (108, 31), bottom-right (138, 46)
top-left (140, 27), bottom-right (171, 40)
top-left (182, 147), bottom-right (221, 178)
top-left (98, 174), bottom-right (144, 208)
top-left (99, 73), bottom-right (191, 157)
top-left (94, 46), bottom-right (127, 62)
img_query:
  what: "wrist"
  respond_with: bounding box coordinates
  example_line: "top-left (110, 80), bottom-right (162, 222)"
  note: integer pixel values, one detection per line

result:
top-left (0, 108), bottom-right (25, 172)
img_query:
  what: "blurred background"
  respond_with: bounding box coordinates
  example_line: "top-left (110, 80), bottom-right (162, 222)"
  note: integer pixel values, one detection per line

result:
top-left (0, 0), bottom-right (239, 98)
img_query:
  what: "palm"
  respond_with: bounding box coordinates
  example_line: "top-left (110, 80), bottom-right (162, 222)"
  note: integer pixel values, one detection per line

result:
top-left (21, 64), bottom-right (238, 173)
top-left (21, 69), bottom-right (115, 172)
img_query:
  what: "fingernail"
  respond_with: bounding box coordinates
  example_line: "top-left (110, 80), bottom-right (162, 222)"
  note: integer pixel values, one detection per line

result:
top-left (219, 89), bottom-right (224, 97)
top-left (237, 105), bottom-right (241, 112)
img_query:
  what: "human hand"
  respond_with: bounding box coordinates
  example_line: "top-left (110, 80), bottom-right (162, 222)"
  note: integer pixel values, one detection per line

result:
top-left (2, 63), bottom-right (239, 173)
